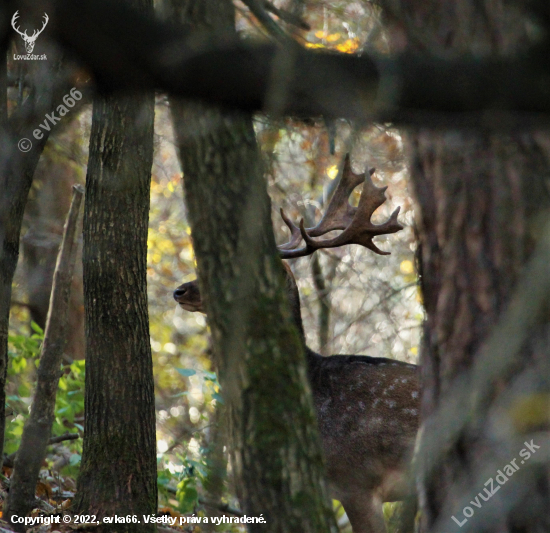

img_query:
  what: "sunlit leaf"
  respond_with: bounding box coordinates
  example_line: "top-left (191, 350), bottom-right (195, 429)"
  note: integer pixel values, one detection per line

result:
top-left (176, 368), bottom-right (196, 377)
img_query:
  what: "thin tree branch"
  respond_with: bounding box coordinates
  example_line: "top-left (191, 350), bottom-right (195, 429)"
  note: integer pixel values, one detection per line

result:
top-left (48, 432), bottom-right (80, 445)
top-left (263, 1), bottom-right (310, 30)
top-left (241, 0), bottom-right (289, 41)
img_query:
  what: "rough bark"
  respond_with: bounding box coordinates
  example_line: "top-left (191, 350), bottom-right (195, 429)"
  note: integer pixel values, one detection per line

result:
top-left (169, 2), bottom-right (337, 532)
top-left (6, 185), bottom-right (83, 527)
top-left (378, 2), bottom-right (550, 532)
top-left (74, 3), bottom-right (157, 522)
top-left (413, 131), bottom-right (550, 531)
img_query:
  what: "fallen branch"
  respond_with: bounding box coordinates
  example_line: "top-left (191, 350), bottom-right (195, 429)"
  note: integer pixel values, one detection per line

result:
top-left (3, 433), bottom-right (80, 468)
top-left (198, 497), bottom-right (244, 517)
top-left (48, 432), bottom-right (80, 445)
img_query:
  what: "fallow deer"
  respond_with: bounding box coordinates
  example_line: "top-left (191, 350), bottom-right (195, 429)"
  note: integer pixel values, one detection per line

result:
top-left (174, 156), bottom-right (419, 533)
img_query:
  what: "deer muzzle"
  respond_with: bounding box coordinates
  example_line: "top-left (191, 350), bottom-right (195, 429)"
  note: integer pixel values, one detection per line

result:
top-left (173, 280), bottom-right (203, 313)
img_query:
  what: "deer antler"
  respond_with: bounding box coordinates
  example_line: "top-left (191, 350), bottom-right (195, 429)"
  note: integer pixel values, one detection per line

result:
top-left (278, 154), bottom-right (369, 250)
top-left (278, 154), bottom-right (403, 258)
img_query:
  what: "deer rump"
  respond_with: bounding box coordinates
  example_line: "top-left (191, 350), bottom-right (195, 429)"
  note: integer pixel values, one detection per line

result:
top-left (173, 155), bottom-right (419, 533)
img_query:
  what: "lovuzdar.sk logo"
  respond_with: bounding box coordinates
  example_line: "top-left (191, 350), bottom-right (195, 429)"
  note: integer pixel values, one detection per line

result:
top-left (11, 11), bottom-right (49, 60)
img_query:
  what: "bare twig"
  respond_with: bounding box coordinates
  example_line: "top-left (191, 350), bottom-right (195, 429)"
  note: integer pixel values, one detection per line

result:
top-left (263, 1), bottom-right (310, 30)
top-left (48, 432), bottom-right (80, 445)
top-left (240, 0), bottom-right (289, 41)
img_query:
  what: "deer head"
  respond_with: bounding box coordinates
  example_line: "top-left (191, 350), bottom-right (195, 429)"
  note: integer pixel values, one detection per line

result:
top-left (11, 11), bottom-right (49, 54)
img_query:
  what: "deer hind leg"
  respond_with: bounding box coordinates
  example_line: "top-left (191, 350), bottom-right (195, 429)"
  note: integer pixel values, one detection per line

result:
top-left (340, 495), bottom-right (386, 533)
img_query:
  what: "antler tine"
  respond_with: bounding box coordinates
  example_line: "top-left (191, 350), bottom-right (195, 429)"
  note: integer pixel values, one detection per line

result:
top-left (307, 154), bottom-right (367, 237)
top-left (300, 173), bottom-right (403, 255)
top-left (278, 208), bottom-right (302, 250)
top-left (279, 169), bottom-right (403, 259)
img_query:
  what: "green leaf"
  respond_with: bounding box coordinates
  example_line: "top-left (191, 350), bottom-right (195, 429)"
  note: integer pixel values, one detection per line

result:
top-left (69, 453), bottom-right (81, 466)
top-left (203, 370), bottom-right (218, 381)
top-left (176, 368), bottom-right (196, 377)
top-left (30, 322), bottom-right (44, 335)
top-left (176, 479), bottom-right (199, 514)
top-left (212, 392), bottom-right (224, 404)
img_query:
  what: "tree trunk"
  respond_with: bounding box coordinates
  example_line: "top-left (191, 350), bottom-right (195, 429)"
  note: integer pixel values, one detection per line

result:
top-left (413, 131), bottom-right (550, 532)
top-left (169, 2), bottom-right (337, 532)
top-left (311, 254), bottom-right (331, 356)
top-left (379, 2), bottom-right (550, 531)
top-left (74, 25), bottom-right (157, 525)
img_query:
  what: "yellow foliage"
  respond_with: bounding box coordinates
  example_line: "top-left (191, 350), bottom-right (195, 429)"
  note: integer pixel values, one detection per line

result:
top-left (305, 42), bottom-right (324, 49)
top-left (326, 33), bottom-right (341, 42)
top-left (400, 260), bottom-right (414, 274)
top-left (509, 394), bottom-right (550, 432)
top-left (336, 39), bottom-right (360, 54)
top-left (314, 30), bottom-right (325, 39)
top-left (327, 165), bottom-right (338, 180)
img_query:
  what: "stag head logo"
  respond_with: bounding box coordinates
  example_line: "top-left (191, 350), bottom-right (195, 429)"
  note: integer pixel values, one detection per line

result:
top-left (11, 11), bottom-right (49, 54)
